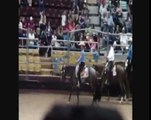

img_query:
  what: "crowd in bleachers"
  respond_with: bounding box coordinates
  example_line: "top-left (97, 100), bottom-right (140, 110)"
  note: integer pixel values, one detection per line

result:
top-left (19, 0), bottom-right (133, 56)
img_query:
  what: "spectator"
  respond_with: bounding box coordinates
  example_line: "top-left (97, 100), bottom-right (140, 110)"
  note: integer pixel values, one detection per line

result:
top-left (74, 14), bottom-right (80, 25)
top-left (125, 14), bottom-right (132, 33)
top-left (85, 14), bottom-right (91, 28)
top-left (111, 0), bottom-right (119, 7)
top-left (101, 12), bottom-right (108, 32)
top-left (79, 14), bottom-right (86, 29)
top-left (20, 0), bottom-right (28, 7)
top-left (28, 28), bottom-right (35, 39)
top-left (83, 6), bottom-right (89, 16)
top-left (27, 28), bottom-right (35, 48)
top-left (67, 20), bottom-right (75, 44)
top-left (35, 27), bottom-right (40, 39)
top-left (28, 16), bottom-right (36, 31)
top-left (57, 27), bottom-right (64, 39)
top-left (27, 0), bottom-right (32, 6)
top-left (93, 49), bottom-right (99, 63)
top-left (72, 0), bottom-right (80, 14)
top-left (57, 26), bottom-right (64, 46)
top-left (88, 34), bottom-right (97, 53)
top-left (61, 11), bottom-right (67, 27)
top-left (39, 0), bottom-right (45, 13)
top-left (39, 11), bottom-right (47, 36)
top-left (120, 28), bottom-right (128, 54)
top-left (19, 17), bottom-right (24, 38)
top-left (99, 2), bottom-right (107, 19)
top-left (63, 24), bottom-right (70, 41)
top-left (67, 10), bottom-right (73, 20)
top-left (19, 17), bottom-right (23, 30)
top-left (74, 24), bottom-right (81, 48)
top-left (107, 13), bottom-right (114, 33)
top-left (51, 30), bottom-right (60, 47)
top-left (45, 21), bottom-right (53, 45)
top-left (99, 3), bottom-right (108, 30)
top-left (116, 4), bottom-right (124, 32)
top-left (79, 0), bottom-right (84, 11)
top-left (21, 17), bottom-right (28, 37)
top-left (97, 0), bottom-right (105, 12)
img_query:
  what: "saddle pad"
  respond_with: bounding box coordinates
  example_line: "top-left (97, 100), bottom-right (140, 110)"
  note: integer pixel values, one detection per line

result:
top-left (75, 65), bottom-right (89, 78)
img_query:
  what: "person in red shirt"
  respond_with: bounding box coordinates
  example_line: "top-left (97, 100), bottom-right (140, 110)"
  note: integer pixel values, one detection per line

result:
top-left (27, 16), bottom-right (36, 32)
top-left (21, 17), bottom-right (28, 37)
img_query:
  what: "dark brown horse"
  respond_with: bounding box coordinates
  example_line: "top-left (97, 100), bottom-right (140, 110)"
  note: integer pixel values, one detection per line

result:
top-left (93, 62), bottom-right (130, 103)
top-left (61, 64), bottom-right (102, 105)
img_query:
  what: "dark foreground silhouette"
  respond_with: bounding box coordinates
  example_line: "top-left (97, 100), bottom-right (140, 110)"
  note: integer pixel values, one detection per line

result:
top-left (43, 104), bottom-right (124, 120)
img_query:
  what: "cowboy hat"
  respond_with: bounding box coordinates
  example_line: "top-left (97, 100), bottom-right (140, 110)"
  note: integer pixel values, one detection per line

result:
top-left (78, 41), bottom-right (85, 46)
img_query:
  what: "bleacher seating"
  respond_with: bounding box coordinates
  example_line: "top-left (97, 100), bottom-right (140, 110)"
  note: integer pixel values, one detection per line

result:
top-left (19, 0), bottom-right (72, 29)
top-left (19, 48), bottom-right (41, 74)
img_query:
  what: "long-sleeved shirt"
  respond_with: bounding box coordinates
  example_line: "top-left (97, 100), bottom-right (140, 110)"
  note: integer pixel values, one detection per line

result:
top-left (77, 50), bottom-right (85, 63)
top-left (107, 46), bottom-right (115, 61)
top-left (127, 45), bottom-right (133, 60)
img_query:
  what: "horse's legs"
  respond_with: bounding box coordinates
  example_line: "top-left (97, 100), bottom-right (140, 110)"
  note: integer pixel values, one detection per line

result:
top-left (107, 85), bottom-right (110, 101)
top-left (76, 86), bottom-right (80, 105)
top-left (119, 82), bottom-right (125, 104)
top-left (68, 86), bottom-right (73, 103)
top-left (68, 78), bottom-right (74, 103)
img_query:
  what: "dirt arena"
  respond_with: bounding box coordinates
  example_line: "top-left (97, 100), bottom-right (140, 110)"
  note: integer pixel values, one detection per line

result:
top-left (19, 89), bottom-right (132, 120)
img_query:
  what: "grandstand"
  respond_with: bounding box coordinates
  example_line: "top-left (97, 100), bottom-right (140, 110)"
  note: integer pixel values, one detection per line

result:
top-left (19, 0), bottom-right (132, 78)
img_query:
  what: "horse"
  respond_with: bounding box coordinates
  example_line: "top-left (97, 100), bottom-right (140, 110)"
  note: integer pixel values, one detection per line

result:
top-left (61, 64), bottom-right (102, 105)
top-left (93, 62), bottom-right (130, 103)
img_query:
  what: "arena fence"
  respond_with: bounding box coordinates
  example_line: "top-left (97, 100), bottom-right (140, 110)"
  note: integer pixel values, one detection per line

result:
top-left (19, 28), bottom-right (132, 80)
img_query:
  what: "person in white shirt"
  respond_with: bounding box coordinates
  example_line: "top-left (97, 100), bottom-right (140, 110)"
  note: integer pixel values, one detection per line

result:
top-left (120, 28), bottom-right (128, 54)
top-left (106, 41), bottom-right (115, 84)
top-left (27, 28), bottom-right (35, 47)
top-left (51, 30), bottom-right (60, 47)
top-left (19, 20), bottom-right (23, 29)
top-left (61, 11), bottom-right (67, 27)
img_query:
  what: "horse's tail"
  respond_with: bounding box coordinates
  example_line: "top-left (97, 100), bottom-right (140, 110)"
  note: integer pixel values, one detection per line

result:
top-left (93, 78), bottom-right (102, 102)
top-left (124, 69), bottom-right (131, 98)
top-left (89, 67), bottom-right (102, 102)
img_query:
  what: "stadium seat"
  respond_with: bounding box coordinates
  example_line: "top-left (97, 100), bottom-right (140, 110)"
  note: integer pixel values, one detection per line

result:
top-left (34, 64), bottom-right (41, 73)
top-left (29, 63), bottom-right (34, 72)
top-left (33, 56), bottom-right (41, 63)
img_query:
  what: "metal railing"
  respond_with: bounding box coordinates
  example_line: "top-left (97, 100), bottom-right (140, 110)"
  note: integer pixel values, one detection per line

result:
top-left (19, 28), bottom-right (132, 79)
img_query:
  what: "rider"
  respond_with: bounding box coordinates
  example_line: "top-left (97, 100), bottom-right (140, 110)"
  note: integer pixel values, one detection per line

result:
top-left (106, 41), bottom-right (115, 84)
top-left (77, 41), bottom-right (86, 87)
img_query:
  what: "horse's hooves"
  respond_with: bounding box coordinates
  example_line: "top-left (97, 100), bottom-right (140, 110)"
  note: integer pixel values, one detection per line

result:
top-left (119, 101), bottom-right (123, 104)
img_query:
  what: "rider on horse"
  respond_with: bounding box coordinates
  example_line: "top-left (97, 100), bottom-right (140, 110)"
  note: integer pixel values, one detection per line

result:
top-left (127, 43), bottom-right (133, 65)
top-left (77, 41), bottom-right (86, 87)
top-left (106, 41), bottom-right (115, 85)
top-left (126, 42), bottom-right (133, 71)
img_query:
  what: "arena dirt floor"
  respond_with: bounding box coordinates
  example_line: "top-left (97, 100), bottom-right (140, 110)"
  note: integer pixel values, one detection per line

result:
top-left (19, 89), bottom-right (132, 120)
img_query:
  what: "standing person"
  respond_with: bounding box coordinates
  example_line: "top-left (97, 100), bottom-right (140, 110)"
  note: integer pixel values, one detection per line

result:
top-left (39, 11), bottom-right (47, 37)
top-left (77, 41), bottom-right (86, 87)
top-left (61, 11), bottom-right (67, 28)
top-left (39, 0), bottom-right (45, 14)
